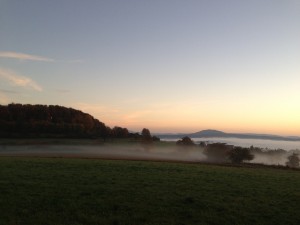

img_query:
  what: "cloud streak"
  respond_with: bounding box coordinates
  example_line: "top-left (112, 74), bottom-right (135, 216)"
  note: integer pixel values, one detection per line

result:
top-left (0, 68), bottom-right (42, 91)
top-left (0, 51), bottom-right (83, 64)
top-left (0, 51), bottom-right (54, 62)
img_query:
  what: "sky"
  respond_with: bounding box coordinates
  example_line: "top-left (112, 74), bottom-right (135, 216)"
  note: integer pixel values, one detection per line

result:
top-left (0, 0), bottom-right (300, 135)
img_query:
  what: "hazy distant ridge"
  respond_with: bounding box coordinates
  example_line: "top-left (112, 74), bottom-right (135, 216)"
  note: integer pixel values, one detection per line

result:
top-left (157, 129), bottom-right (300, 141)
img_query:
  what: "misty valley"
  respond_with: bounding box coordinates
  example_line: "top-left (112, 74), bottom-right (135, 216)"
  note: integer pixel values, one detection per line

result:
top-left (1, 104), bottom-right (299, 225)
top-left (2, 1), bottom-right (300, 224)
top-left (1, 104), bottom-right (299, 168)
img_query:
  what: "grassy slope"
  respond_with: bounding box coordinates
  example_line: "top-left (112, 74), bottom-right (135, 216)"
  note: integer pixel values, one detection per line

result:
top-left (0, 157), bottom-right (299, 225)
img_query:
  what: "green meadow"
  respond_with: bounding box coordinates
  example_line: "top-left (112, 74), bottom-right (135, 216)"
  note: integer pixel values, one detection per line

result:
top-left (0, 157), bottom-right (299, 225)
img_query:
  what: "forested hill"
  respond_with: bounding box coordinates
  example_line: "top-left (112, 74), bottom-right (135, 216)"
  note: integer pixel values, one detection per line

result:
top-left (0, 104), bottom-right (129, 139)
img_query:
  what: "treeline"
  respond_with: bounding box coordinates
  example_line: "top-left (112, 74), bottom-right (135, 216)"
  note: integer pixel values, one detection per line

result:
top-left (176, 136), bottom-right (300, 168)
top-left (0, 104), bottom-right (157, 141)
top-left (203, 142), bottom-right (299, 168)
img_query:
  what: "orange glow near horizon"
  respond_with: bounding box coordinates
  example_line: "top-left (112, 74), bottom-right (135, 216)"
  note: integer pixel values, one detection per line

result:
top-left (92, 106), bottom-right (300, 136)
top-left (75, 93), bottom-right (300, 136)
top-left (2, 1), bottom-right (300, 138)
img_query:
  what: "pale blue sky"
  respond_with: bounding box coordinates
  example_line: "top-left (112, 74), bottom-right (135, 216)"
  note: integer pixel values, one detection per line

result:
top-left (1, 0), bottom-right (300, 134)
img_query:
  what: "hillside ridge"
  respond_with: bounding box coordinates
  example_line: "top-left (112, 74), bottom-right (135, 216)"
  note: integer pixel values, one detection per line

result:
top-left (157, 129), bottom-right (300, 141)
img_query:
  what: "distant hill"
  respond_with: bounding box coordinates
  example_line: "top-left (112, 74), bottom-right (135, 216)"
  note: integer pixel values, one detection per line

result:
top-left (157, 129), bottom-right (300, 141)
top-left (190, 129), bottom-right (226, 137)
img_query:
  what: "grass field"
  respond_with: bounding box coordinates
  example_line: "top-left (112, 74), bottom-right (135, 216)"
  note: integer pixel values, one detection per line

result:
top-left (0, 157), bottom-right (300, 225)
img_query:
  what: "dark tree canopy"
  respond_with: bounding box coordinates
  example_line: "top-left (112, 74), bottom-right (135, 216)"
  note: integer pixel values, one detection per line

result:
top-left (176, 136), bottom-right (195, 146)
top-left (228, 147), bottom-right (254, 164)
top-left (204, 143), bottom-right (233, 162)
top-left (0, 104), bottom-right (129, 139)
top-left (199, 141), bottom-right (207, 148)
top-left (112, 126), bottom-right (129, 138)
top-left (152, 136), bottom-right (160, 142)
top-left (141, 128), bottom-right (151, 138)
top-left (286, 153), bottom-right (300, 168)
top-left (141, 128), bottom-right (153, 143)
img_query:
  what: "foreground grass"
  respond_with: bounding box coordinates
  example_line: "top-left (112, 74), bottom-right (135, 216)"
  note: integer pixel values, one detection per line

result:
top-left (0, 157), bottom-right (299, 225)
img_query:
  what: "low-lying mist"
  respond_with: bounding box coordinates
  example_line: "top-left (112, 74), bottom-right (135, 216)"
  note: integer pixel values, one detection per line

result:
top-left (0, 144), bottom-right (206, 162)
top-left (251, 152), bottom-right (290, 166)
top-left (0, 144), bottom-right (296, 166)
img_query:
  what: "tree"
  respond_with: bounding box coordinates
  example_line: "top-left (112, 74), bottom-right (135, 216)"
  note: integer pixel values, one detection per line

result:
top-left (141, 128), bottom-right (153, 150)
top-left (176, 136), bottom-right (195, 146)
top-left (141, 128), bottom-right (151, 139)
top-left (0, 104), bottom-right (111, 138)
top-left (141, 128), bottom-right (152, 142)
top-left (152, 136), bottom-right (160, 142)
top-left (204, 143), bottom-right (233, 162)
top-left (129, 132), bottom-right (141, 140)
top-left (199, 141), bottom-right (207, 148)
top-left (228, 147), bottom-right (254, 164)
top-left (112, 126), bottom-right (129, 138)
top-left (286, 153), bottom-right (300, 168)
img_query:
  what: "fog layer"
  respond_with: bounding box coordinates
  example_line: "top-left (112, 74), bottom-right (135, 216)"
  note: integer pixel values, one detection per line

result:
top-left (0, 145), bottom-right (206, 162)
top-left (1, 144), bottom-right (296, 166)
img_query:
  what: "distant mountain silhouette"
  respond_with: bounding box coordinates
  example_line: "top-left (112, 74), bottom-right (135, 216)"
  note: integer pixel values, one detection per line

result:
top-left (157, 129), bottom-right (300, 141)
top-left (190, 129), bottom-right (226, 137)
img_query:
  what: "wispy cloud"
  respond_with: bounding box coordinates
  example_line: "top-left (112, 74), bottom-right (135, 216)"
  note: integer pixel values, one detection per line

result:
top-left (0, 68), bottom-right (42, 91)
top-left (0, 51), bottom-right (83, 64)
top-left (0, 51), bottom-right (54, 62)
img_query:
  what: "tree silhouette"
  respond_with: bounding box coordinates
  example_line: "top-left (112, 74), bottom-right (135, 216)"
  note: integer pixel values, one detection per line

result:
top-left (286, 153), bottom-right (300, 168)
top-left (0, 103), bottom-right (112, 139)
top-left (141, 128), bottom-right (153, 150)
top-left (229, 147), bottom-right (254, 164)
top-left (112, 126), bottom-right (129, 138)
top-left (176, 136), bottom-right (195, 146)
top-left (141, 128), bottom-right (152, 142)
top-left (204, 143), bottom-right (233, 162)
